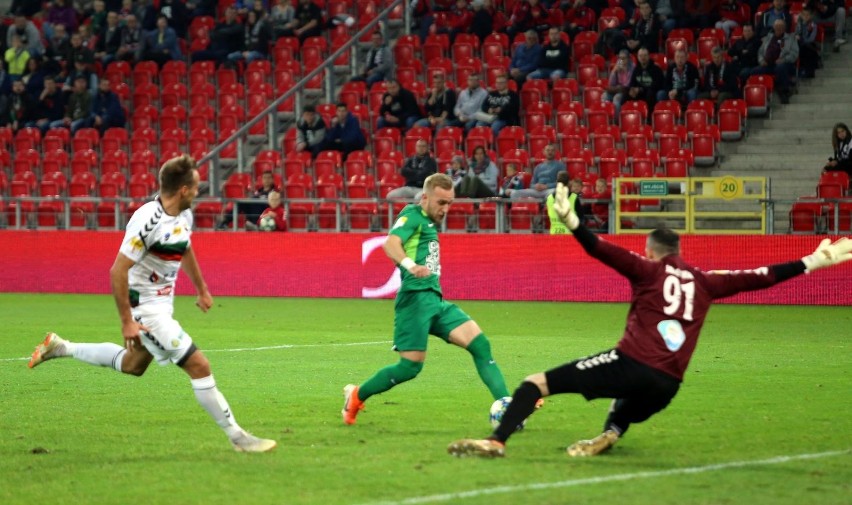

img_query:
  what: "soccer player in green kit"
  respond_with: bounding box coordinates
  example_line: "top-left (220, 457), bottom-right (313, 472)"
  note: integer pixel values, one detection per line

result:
top-left (342, 173), bottom-right (510, 425)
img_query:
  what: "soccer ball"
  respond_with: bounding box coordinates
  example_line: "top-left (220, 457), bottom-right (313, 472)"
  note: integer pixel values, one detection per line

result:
top-left (490, 396), bottom-right (526, 430)
top-left (258, 214), bottom-right (277, 231)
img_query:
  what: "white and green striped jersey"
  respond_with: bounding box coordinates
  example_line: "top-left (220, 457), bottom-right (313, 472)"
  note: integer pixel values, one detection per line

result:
top-left (118, 200), bottom-right (193, 307)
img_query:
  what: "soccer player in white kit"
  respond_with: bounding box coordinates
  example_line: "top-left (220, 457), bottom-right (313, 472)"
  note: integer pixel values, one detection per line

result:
top-left (28, 154), bottom-right (276, 453)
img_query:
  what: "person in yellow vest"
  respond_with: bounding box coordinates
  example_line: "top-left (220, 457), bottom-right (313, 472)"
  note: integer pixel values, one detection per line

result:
top-left (4, 34), bottom-right (30, 80)
top-left (546, 172), bottom-right (584, 234)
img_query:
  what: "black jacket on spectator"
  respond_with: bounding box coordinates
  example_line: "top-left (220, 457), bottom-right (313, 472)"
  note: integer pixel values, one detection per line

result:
top-left (379, 87), bottom-right (421, 124)
top-left (629, 61), bottom-right (665, 102)
top-left (91, 89), bottom-right (125, 129)
top-left (9, 0), bottom-right (42, 17)
top-left (630, 16), bottom-right (661, 53)
top-left (663, 62), bottom-right (699, 98)
top-left (144, 0), bottom-right (189, 37)
top-left (701, 60), bottom-right (740, 96)
top-left (9, 90), bottom-right (37, 125)
top-left (241, 20), bottom-right (272, 55)
top-left (97, 25), bottom-right (123, 57)
top-left (401, 154), bottom-right (438, 188)
top-left (537, 40), bottom-right (570, 72)
top-left (482, 89), bottom-right (521, 125)
top-left (424, 88), bottom-right (457, 121)
top-left (37, 88), bottom-right (66, 123)
top-left (209, 20), bottom-right (244, 55)
top-left (728, 34), bottom-right (761, 73)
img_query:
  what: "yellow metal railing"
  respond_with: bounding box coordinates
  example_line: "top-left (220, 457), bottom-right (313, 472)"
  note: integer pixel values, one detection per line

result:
top-left (613, 176), bottom-right (768, 234)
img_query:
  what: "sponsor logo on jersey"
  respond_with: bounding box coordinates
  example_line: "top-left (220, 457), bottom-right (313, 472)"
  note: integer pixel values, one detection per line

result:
top-left (156, 286), bottom-right (173, 296)
top-left (658, 319), bottom-right (686, 351)
top-left (173, 226), bottom-right (182, 235)
top-left (129, 236), bottom-right (144, 252)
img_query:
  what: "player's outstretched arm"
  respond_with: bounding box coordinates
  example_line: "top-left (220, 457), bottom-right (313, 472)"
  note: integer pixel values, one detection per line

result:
top-left (801, 237), bottom-right (852, 273)
top-left (181, 247), bottom-right (213, 312)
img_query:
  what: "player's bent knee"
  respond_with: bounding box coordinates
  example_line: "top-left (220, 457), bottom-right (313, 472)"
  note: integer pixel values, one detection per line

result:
top-left (398, 358), bottom-right (424, 382)
top-left (524, 373), bottom-right (550, 396)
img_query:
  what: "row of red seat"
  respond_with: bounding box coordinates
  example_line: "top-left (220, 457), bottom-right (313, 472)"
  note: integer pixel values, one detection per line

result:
top-left (789, 172), bottom-right (852, 233)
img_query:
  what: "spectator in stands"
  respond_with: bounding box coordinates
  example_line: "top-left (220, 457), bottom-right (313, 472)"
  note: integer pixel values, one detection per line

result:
top-left (64, 52), bottom-right (98, 98)
top-left (604, 49), bottom-right (634, 116)
top-left (546, 172), bottom-right (584, 234)
top-left (90, 77), bottom-right (125, 134)
top-left (279, 0), bottom-right (323, 42)
top-left (188, 0), bottom-right (217, 18)
top-left (528, 26), bottom-right (570, 81)
top-left (89, 0), bottom-right (109, 35)
top-left (377, 79), bottom-right (422, 131)
top-left (247, 190), bottom-right (287, 232)
top-left (824, 123), bottom-right (852, 175)
top-left (192, 7), bottom-right (242, 63)
top-left (511, 143), bottom-right (564, 200)
top-left (5, 34), bottom-right (30, 81)
top-left (499, 162), bottom-right (527, 198)
top-left (456, 145), bottom-right (499, 197)
top-left (227, 9), bottom-right (271, 64)
top-left (628, 47), bottom-right (665, 109)
top-left (117, 13), bottom-right (143, 63)
top-left (221, 171), bottom-right (279, 231)
top-left (698, 46), bottom-right (740, 106)
top-left (143, 0), bottom-right (189, 38)
top-left (387, 139), bottom-right (438, 200)
top-left (415, 72), bottom-right (459, 132)
top-left (751, 19), bottom-right (798, 104)
top-left (810, 0), bottom-right (846, 51)
top-left (295, 105), bottom-right (326, 157)
top-left (440, 0), bottom-right (474, 43)
top-left (353, 32), bottom-right (394, 87)
top-left (32, 76), bottom-right (66, 134)
top-left (476, 74), bottom-right (520, 136)
top-left (655, 0), bottom-right (682, 35)
top-left (270, 0), bottom-right (296, 39)
top-left (509, 30), bottom-right (543, 86)
top-left (0, 61), bottom-right (10, 97)
top-left (23, 58), bottom-right (46, 97)
top-left (95, 11), bottom-right (123, 66)
top-left (140, 14), bottom-right (182, 68)
top-left (626, 1), bottom-right (661, 53)
top-left (562, 0), bottom-right (596, 39)
top-left (681, 0), bottom-right (720, 29)
top-left (6, 79), bottom-right (38, 132)
top-left (657, 49), bottom-right (699, 108)
top-left (8, 1), bottom-right (42, 17)
top-left (454, 73), bottom-right (489, 131)
top-left (758, 0), bottom-right (791, 37)
top-left (507, 0), bottom-right (550, 39)
top-left (715, 0), bottom-right (747, 40)
top-left (51, 75), bottom-right (93, 134)
top-left (44, 0), bottom-right (79, 41)
top-left (795, 6), bottom-right (821, 78)
top-left (590, 178), bottom-right (611, 230)
top-left (324, 103), bottom-right (367, 158)
top-left (8, 13), bottom-right (45, 58)
top-left (728, 23), bottom-right (761, 79)
top-left (44, 23), bottom-right (71, 75)
top-left (445, 154), bottom-right (468, 185)
top-left (470, 0), bottom-right (496, 43)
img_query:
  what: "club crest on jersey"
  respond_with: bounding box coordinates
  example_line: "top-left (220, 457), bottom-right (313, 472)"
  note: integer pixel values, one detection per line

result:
top-left (149, 271), bottom-right (159, 282)
top-left (658, 320), bottom-right (686, 351)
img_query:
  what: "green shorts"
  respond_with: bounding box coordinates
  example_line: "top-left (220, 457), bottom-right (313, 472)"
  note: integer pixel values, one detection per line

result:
top-left (393, 290), bottom-right (471, 352)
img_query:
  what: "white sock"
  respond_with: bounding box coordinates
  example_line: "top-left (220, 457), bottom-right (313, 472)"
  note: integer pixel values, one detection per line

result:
top-left (72, 343), bottom-right (126, 372)
top-left (191, 375), bottom-right (242, 438)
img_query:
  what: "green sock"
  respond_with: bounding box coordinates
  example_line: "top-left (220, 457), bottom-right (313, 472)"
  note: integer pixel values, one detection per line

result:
top-left (466, 333), bottom-right (510, 399)
top-left (358, 358), bottom-right (423, 402)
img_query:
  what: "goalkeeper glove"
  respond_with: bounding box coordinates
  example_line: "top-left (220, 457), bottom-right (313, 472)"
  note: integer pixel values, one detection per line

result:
top-left (801, 237), bottom-right (852, 273)
top-left (553, 182), bottom-right (580, 230)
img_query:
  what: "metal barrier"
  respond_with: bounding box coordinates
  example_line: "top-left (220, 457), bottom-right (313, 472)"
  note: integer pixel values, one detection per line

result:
top-left (613, 176), bottom-right (770, 234)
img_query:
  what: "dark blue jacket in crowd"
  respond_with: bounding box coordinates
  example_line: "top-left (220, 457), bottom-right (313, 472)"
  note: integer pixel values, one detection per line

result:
top-left (91, 90), bottom-right (125, 127)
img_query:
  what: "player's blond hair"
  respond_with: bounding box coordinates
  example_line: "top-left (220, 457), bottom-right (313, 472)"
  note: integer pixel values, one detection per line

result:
top-left (159, 154), bottom-right (197, 195)
top-left (424, 173), bottom-right (454, 193)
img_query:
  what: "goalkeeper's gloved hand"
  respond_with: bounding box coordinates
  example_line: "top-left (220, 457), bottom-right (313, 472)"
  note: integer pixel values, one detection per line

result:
top-left (553, 182), bottom-right (580, 230)
top-left (801, 237), bottom-right (852, 273)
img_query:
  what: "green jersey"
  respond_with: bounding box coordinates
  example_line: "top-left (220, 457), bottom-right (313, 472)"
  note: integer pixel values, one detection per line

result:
top-left (389, 204), bottom-right (442, 295)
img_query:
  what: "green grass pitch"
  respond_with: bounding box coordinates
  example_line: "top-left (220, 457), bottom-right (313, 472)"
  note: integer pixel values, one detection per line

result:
top-left (0, 294), bottom-right (850, 505)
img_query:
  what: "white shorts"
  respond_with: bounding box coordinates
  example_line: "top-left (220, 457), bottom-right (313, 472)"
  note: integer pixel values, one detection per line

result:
top-left (132, 304), bottom-right (195, 366)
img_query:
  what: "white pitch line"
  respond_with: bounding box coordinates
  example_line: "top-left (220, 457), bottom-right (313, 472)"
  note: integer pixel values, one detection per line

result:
top-left (0, 340), bottom-right (392, 363)
top-left (356, 449), bottom-right (850, 505)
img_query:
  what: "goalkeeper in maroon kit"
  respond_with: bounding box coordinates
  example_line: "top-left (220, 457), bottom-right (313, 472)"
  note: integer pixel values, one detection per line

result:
top-left (449, 183), bottom-right (852, 459)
